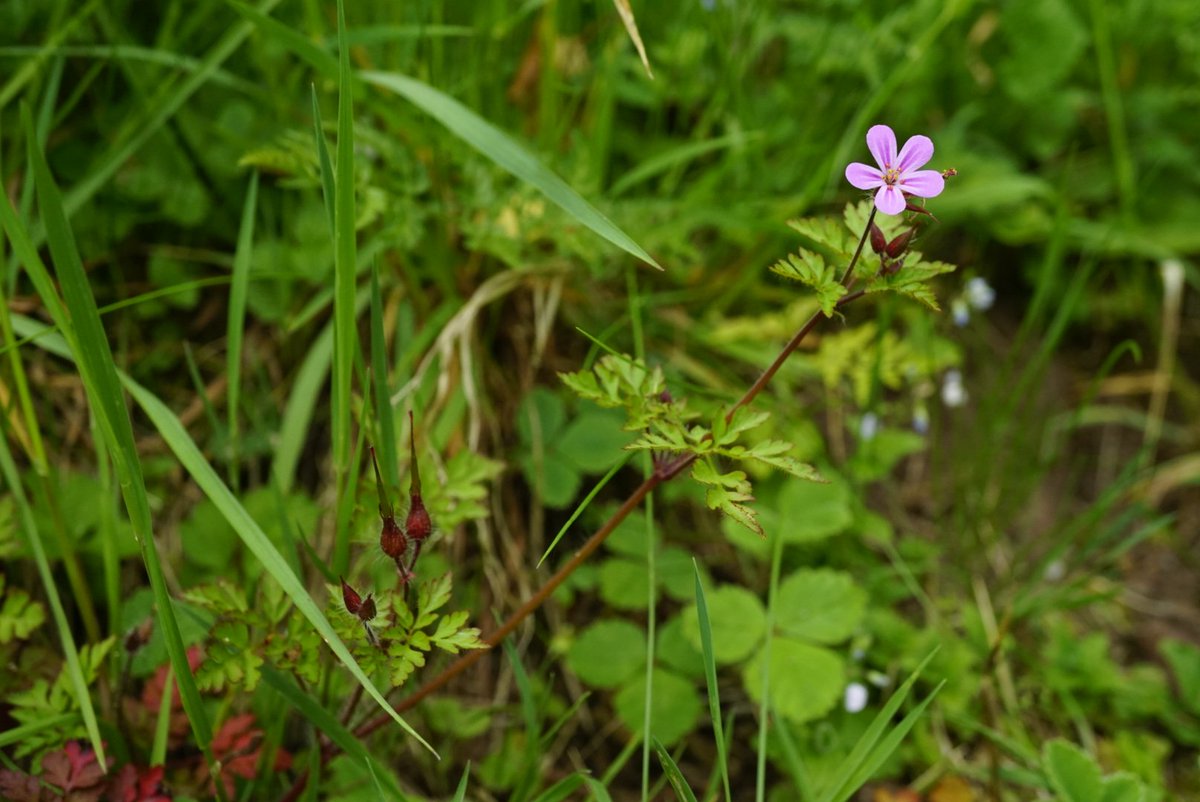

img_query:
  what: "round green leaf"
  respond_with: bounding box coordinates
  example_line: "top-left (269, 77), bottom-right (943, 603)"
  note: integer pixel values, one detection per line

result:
top-left (567, 619), bottom-right (647, 688)
top-left (614, 668), bottom-right (702, 745)
top-left (777, 477), bottom-right (852, 543)
top-left (516, 387), bottom-right (567, 445)
top-left (599, 558), bottom-right (650, 610)
top-left (775, 569), bottom-right (866, 644)
top-left (682, 584), bottom-right (766, 665)
top-left (657, 615), bottom-right (704, 679)
top-left (742, 637), bottom-right (844, 724)
top-left (605, 508), bottom-right (655, 557)
top-left (521, 449), bottom-right (582, 509)
top-left (658, 546), bottom-right (703, 602)
top-left (557, 409), bottom-right (634, 473)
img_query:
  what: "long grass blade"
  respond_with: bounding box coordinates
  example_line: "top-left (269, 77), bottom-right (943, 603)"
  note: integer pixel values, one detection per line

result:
top-left (693, 561), bottom-right (733, 801)
top-left (369, 261), bottom-right (399, 494)
top-left (652, 737), bottom-right (699, 802)
top-left (24, 106), bottom-right (214, 781)
top-left (226, 171), bottom-right (259, 487)
top-left (814, 648), bottom-right (940, 802)
top-left (361, 70), bottom-right (660, 270)
top-left (330, 0), bottom-right (360, 576)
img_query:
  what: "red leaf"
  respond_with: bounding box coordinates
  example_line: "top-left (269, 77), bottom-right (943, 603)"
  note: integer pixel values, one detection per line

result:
top-left (0, 769), bottom-right (42, 802)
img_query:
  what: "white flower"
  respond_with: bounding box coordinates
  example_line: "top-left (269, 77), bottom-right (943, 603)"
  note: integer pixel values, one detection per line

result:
top-left (941, 370), bottom-right (967, 408)
top-left (859, 412), bottom-right (879, 442)
top-left (965, 277), bottom-right (995, 310)
top-left (844, 682), bottom-right (869, 713)
top-left (951, 298), bottom-right (970, 327)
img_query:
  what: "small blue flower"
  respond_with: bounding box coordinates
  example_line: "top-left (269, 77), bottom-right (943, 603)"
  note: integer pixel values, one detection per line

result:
top-left (965, 277), bottom-right (995, 310)
top-left (951, 298), bottom-right (969, 327)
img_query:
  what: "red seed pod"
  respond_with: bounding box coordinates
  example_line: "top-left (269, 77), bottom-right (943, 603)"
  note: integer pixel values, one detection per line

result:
top-left (885, 229), bottom-right (914, 258)
top-left (341, 577), bottom-right (363, 615)
top-left (380, 517), bottom-right (408, 562)
top-left (405, 495), bottom-right (432, 543)
top-left (869, 222), bottom-right (887, 255)
top-left (357, 593), bottom-right (376, 623)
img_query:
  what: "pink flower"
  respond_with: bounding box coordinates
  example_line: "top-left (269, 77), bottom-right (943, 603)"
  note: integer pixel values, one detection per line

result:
top-left (845, 125), bottom-right (944, 215)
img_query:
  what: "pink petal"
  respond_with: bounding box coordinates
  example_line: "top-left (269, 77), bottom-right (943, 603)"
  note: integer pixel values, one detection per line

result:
top-left (896, 135), bottom-right (934, 172)
top-left (897, 169), bottom-right (944, 198)
top-left (845, 162), bottom-right (884, 190)
top-left (874, 185), bottom-right (906, 215)
top-left (866, 125), bottom-right (897, 170)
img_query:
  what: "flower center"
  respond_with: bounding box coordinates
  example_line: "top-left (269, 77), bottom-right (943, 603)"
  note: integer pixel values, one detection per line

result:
top-left (883, 167), bottom-right (901, 185)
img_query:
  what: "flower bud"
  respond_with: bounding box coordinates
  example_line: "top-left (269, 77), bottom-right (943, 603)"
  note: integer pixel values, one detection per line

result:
top-left (903, 201), bottom-right (937, 221)
top-left (869, 222), bottom-right (887, 254)
top-left (380, 517), bottom-right (408, 562)
top-left (340, 576), bottom-right (372, 619)
top-left (405, 495), bottom-right (432, 542)
top-left (885, 229), bottom-right (913, 258)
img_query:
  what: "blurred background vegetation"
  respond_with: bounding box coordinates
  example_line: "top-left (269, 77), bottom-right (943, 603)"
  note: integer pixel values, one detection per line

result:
top-left (1, 0), bottom-right (1198, 800)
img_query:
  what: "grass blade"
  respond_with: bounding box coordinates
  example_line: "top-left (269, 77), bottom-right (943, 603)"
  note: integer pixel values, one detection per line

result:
top-left (24, 106), bottom-right (213, 781)
top-left (815, 648), bottom-right (941, 802)
top-left (693, 561), bottom-right (733, 802)
top-left (451, 764), bottom-right (471, 802)
top-left (830, 681), bottom-right (946, 802)
top-left (361, 70), bottom-right (660, 270)
top-left (226, 170), bottom-right (259, 487)
top-left (330, 0), bottom-right (359, 576)
top-left (652, 737), bottom-right (699, 802)
top-left (261, 666), bottom-right (393, 801)
top-left (369, 260), bottom-right (399, 494)
top-left (503, 638), bottom-right (542, 802)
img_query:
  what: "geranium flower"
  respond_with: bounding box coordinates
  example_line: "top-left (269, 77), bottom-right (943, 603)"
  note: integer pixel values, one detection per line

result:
top-left (845, 125), bottom-right (944, 215)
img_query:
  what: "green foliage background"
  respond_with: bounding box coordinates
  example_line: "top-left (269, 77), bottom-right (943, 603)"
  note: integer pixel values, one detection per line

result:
top-left (1, 0), bottom-right (1198, 800)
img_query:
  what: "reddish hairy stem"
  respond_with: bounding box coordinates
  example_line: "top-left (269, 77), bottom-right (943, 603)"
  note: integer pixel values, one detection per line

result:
top-left (280, 209), bottom-right (879, 802)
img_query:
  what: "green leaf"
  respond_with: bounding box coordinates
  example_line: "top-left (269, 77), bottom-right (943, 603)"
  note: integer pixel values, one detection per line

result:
top-left (776, 477), bottom-right (853, 543)
top-left (599, 558), bottom-right (650, 611)
top-left (0, 580), bottom-right (46, 643)
top-left (743, 637), bottom-right (843, 724)
top-left (787, 215), bottom-right (856, 265)
top-left (1044, 739), bottom-right (1104, 802)
top-left (361, 71), bottom-right (659, 269)
top-left (557, 410), bottom-right (635, 473)
top-left (692, 458), bottom-right (762, 536)
top-left (682, 584), bottom-right (766, 665)
top-left (615, 668), bottom-right (702, 746)
top-left (1099, 774), bottom-right (1147, 802)
top-left (740, 439), bottom-right (822, 481)
top-left (1161, 639), bottom-right (1200, 716)
top-left (864, 256), bottom-right (956, 311)
top-left (770, 249), bottom-right (846, 317)
top-left (567, 619), bottom-right (646, 688)
top-left (775, 569), bottom-right (867, 644)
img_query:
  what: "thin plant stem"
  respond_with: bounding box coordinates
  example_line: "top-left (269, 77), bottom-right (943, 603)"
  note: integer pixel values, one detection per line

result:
top-left (279, 208), bottom-right (882, 801)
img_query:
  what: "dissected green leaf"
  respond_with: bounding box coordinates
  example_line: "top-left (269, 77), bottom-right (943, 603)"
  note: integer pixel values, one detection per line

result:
top-left (692, 459), bottom-right (762, 536)
top-left (0, 577), bottom-right (46, 643)
top-left (770, 248), bottom-right (846, 316)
